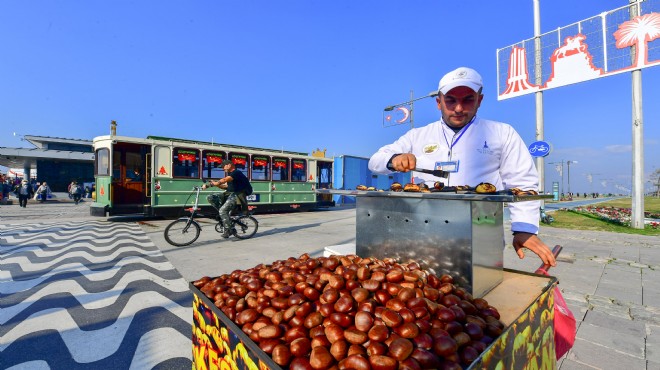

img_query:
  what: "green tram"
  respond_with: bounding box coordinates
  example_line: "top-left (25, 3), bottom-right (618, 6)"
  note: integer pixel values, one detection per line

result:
top-left (90, 135), bottom-right (334, 217)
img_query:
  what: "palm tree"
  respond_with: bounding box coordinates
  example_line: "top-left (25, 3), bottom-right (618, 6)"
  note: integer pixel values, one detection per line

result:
top-left (614, 12), bottom-right (660, 68)
top-left (651, 168), bottom-right (660, 197)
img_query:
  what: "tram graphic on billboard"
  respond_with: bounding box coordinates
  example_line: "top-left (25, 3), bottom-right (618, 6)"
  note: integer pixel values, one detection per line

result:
top-left (497, 0), bottom-right (660, 100)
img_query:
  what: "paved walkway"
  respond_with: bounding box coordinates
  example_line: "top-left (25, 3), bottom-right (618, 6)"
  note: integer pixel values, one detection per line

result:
top-left (1, 197), bottom-right (192, 369)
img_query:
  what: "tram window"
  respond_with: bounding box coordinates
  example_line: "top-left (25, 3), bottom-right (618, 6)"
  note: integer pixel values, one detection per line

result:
top-left (228, 152), bottom-right (249, 178)
top-left (251, 155), bottom-right (270, 181)
top-left (291, 159), bottom-right (307, 182)
top-left (95, 148), bottom-right (110, 176)
top-left (173, 147), bottom-right (200, 178)
top-left (272, 157), bottom-right (289, 181)
top-left (202, 150), bottom-right (226, 179)
top-left (126, 152), bottom-right (143, 181)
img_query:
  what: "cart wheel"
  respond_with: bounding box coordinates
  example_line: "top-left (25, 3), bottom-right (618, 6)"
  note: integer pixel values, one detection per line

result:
top-left (232, 216), bottom-right (258, 239)
top-left (164, 219), bottom-right (201, 246)
top-left (215, 223), bottom-right (223, 233)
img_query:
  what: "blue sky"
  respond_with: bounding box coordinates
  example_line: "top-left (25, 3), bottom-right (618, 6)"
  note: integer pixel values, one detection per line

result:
top-left (1, 0), bottom-right (658, 195)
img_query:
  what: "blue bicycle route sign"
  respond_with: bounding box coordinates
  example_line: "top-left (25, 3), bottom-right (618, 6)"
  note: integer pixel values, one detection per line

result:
top-left (528, 141), bottom-right (550, 157)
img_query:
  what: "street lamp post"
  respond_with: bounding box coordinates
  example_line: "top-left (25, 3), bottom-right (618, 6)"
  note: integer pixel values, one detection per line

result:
top-left (384, 91), bottom-right (437, 129)
top-left (586, 173), bottom-right (601, 195)
top-left (548, 160), bottom-right (564, 195)
top-left (567, 160), bottom-right (577, 195)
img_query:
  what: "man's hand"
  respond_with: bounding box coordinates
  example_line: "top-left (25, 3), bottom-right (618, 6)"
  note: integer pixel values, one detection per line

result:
top-left (512, 233), bottom-right (556, 267)
top-left (391, 154), bottom-right (417, 172)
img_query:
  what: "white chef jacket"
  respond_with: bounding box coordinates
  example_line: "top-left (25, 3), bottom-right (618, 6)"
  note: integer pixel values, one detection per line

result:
top-left (369, 116), bottom-right (541, 234)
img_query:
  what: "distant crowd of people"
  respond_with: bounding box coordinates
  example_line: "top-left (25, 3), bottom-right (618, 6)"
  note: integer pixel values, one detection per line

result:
top-left (560, 192), bottom-right (604, 201)
top-left (0, 174), bottom-right (94, 208)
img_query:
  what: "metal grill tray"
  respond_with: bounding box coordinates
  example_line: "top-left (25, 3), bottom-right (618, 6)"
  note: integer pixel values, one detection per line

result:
top-left (316, 189), bottom-right (552, 202)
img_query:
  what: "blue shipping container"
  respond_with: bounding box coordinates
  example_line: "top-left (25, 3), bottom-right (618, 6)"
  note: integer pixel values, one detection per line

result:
top-left (333, 155), bottom-right (411, 204)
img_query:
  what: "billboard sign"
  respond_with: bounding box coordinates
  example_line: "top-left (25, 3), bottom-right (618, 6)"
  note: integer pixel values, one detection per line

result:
top-left (497, 0), bottom-right (660, 100)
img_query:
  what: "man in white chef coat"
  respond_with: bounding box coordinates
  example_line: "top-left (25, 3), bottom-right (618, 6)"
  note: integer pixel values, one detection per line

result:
top-left (369, 67), bottom-right (556, 267)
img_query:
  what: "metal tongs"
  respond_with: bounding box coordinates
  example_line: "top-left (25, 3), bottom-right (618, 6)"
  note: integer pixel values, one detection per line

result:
top-left (387, 163), bottom-right (449, 178)
top-left (414, 167), bottom-right (449, 178)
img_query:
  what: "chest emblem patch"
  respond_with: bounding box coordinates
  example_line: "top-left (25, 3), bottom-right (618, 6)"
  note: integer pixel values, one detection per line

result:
top-left (423, 143), bottom-right (439, 154)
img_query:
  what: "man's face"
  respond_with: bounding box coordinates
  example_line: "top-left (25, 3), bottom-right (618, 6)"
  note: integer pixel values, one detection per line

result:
top-left (223, 163), bottom-right (233, 172)
top-left (436, 86), bottom-right (483, 128)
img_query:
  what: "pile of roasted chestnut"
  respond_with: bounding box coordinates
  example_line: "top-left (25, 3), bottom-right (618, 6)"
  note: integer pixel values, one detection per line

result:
top-left (193, 254), bottom-right (504, 370)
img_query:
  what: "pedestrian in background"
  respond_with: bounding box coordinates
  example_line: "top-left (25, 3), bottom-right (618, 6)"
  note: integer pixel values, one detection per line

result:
top-left (35, 182), bottom-right (51, 203)
top-left (1, 178), bottom-right (10, 204)
top-left (69, 181), bottom-right (82, 204)
top-left (15, 179), bottom-right (34, 208)
top-left (67, 181), bottom-right (76, 199)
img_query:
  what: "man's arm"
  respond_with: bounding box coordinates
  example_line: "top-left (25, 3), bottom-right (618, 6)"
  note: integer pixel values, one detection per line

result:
top-left (387, 153), bottom-right (417, 172)
top-left (512, 233), bottom-right (556, 267)
top-left (500, 126), bottom-right (556, 266)
top-left (368, 132), bottom-right (415, 173)
top-left (202, 177), bottom-right (232, 189)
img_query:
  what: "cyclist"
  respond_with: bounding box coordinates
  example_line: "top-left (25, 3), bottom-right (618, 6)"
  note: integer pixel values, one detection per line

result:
top-left (202, 160), bottom-right (251, 238)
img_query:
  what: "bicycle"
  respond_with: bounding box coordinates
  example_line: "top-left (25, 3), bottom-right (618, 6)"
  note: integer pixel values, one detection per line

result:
top-left (164, 185), bottom-right (259, 247)
top-left (540, 207), bottom-right (554, 225)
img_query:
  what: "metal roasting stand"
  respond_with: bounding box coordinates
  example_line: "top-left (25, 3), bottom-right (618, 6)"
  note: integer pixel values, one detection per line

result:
top-left (318, 189), bottom-right (552, 298)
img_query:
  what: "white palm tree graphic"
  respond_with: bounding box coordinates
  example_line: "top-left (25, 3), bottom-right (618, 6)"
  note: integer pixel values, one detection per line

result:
top-left (614, 12), bottom-right (660, 68)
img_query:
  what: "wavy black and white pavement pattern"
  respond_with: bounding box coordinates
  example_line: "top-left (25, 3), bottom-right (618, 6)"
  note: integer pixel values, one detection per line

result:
top-left (0, 220), bottom-right (193, 369)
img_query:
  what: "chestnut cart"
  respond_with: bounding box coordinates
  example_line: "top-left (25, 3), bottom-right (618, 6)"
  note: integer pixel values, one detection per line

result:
top-left (326, 189), bottom-right (554, 297)
top-left (189, 189), bottom-right (559, 369)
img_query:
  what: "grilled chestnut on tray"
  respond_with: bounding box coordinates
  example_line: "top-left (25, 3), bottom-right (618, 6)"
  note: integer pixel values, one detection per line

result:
top-left (403, 183), bottom-right (421, 192)
top-left (390, 182), bottom-right (403, 191)
top-left (475, 182), bottom-right (497, 194)
top-left (510, 187), bottom-right (539, 196)
top-left (194, 254), bottom-right (505, 369)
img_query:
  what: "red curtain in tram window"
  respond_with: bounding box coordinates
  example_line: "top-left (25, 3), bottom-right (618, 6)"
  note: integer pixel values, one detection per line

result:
top-left (230, 155), bottom-right (247, 166)
top-left (272, 157), bottom-right (289, 181)
top-left (178, 152), bottom-right (196, 162)
top-left (207, 154), bottom-right (223, 163)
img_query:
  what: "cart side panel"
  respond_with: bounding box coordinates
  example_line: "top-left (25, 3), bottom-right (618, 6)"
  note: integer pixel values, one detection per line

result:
top-left (192, 290), bottom-right (279, 370)
top-left (470, 283), bottom-right (556, 369)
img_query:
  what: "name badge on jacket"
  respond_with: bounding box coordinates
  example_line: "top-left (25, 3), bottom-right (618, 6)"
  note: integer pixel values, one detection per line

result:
top-left (436, 161), bottom-right (459, 173)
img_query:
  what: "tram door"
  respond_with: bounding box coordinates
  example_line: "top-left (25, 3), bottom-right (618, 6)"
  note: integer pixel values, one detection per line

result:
top-left (111, 142), bottom-right (150, 212)
top-left (316, 161), bottom-right (333, 204)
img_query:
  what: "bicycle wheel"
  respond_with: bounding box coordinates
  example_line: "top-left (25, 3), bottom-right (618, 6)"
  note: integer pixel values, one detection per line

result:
top-left (164, 219), bottom-right (201, 246)
top-left (232, 216), bottom-right (258, 239)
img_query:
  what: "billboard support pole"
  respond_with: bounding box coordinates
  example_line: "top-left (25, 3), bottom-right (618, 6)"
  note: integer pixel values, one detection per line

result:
top-left (533, 0), bottom-right (545, 202)
top-left (630, 0), bottom-right (645, 229)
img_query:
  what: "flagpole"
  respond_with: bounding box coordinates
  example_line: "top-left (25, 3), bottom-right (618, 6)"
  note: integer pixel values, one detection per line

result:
top-left (383, 92), bottom-right (437, 129)
top-left (409, 90), bottom-right (414, 128)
